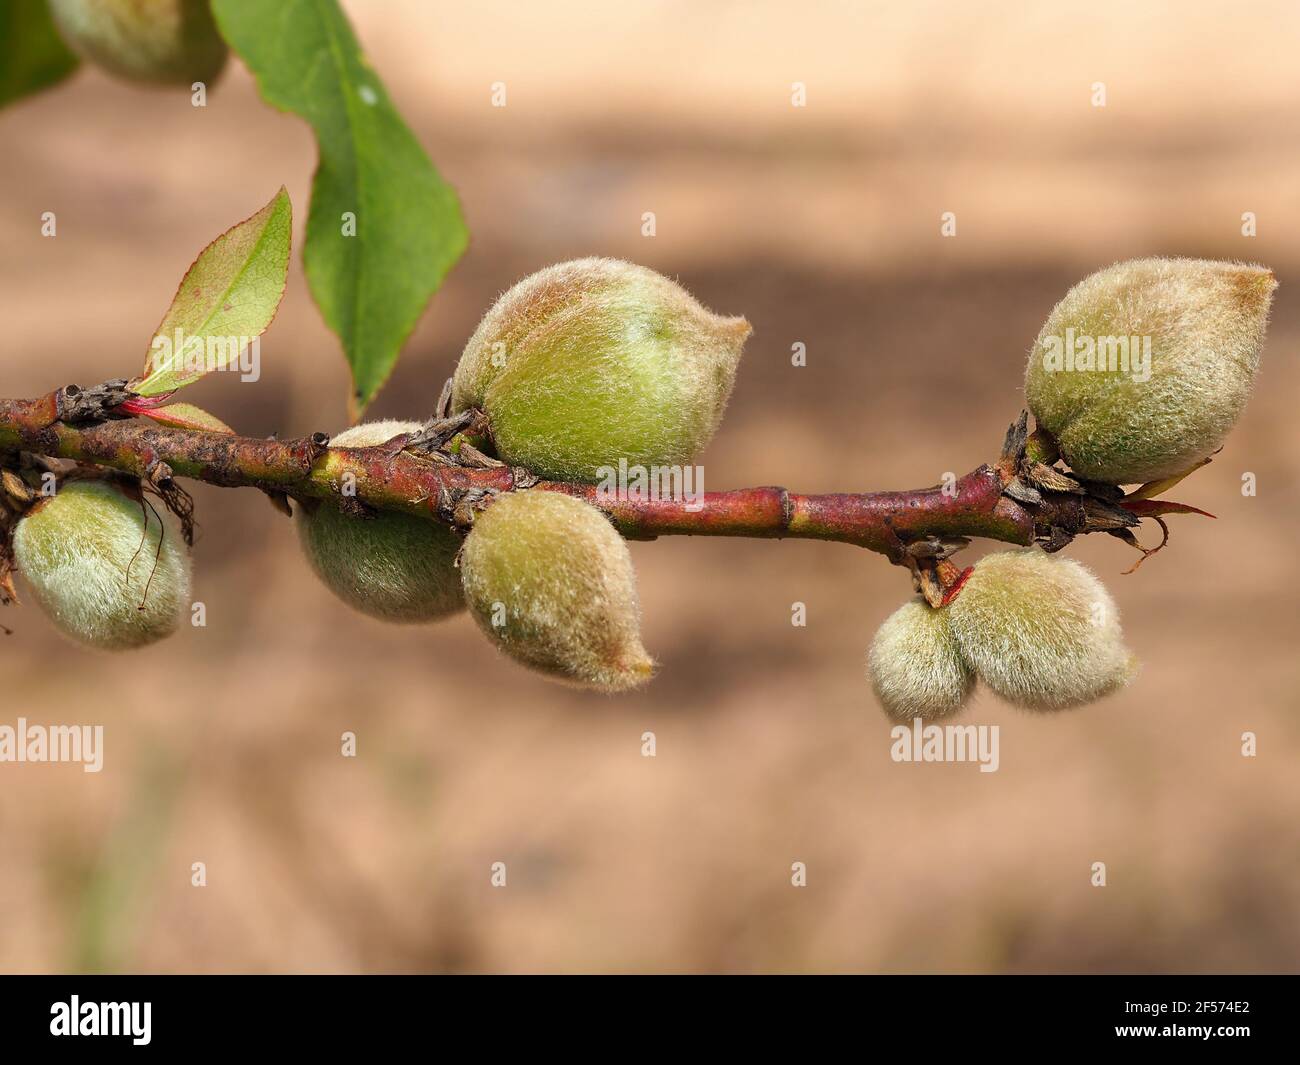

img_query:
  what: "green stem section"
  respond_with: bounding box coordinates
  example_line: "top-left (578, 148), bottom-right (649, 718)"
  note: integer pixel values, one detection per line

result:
top-left (0, 394), bottom-right (1037, 555)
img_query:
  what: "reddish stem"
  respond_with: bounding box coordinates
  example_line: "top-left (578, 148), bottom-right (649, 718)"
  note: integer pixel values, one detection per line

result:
top-left (0, 394), bottom-right (1038, 555)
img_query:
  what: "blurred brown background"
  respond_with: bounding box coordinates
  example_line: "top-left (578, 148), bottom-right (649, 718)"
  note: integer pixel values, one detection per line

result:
top-left (2, 0), bottom-right (1298, 973)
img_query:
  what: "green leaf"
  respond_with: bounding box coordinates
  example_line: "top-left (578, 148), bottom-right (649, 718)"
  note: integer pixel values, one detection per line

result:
top-left (132, 187), bottom-right (291, 397)
top-left (0, 0), bottom-right (80, 108)
top-left (210, 0), bottom-right (468, 417)
top-left (134, 402), bottom-right (235, 434)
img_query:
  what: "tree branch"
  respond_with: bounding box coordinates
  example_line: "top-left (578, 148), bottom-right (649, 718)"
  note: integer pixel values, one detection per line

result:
top-left (0, 392), bottom-right (1111, 557)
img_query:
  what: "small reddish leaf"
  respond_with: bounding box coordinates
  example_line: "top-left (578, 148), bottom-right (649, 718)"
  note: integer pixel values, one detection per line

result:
top-left (115, 393), bottom-right (176, 415)
top-left (940, 566), bottom-right (974, 606)
top-left (1119, 498), bottom-right (1215, 520)
top-left (136, 403), bottom-right (235, 434)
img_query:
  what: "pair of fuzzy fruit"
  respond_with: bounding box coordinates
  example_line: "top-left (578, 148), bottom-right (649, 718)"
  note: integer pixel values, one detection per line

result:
top-left (12, 256), bottom-right (1274, 705)
top-left (868, 550), bottom-right (1136, 720)
top-left (297, 421), bottom-right (656, 691)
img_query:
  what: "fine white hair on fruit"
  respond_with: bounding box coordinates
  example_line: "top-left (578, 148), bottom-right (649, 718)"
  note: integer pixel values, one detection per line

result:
top-left (451, 257), bottom-right (751, 482)
top-left (1025, 257), bottom-right (1276, 484)
top-left (947, 549), bottom-right (1138, 712)
top-left (13, 479), bottom-right (191, 651)
top-left (459, 490), bottom-right (654, 691)
top-left (867, 599), bottom-right (974, 722)
top-left (327, 421), bottom-right (421, 449)
top-left (297, 420), bottom-right (464, 623)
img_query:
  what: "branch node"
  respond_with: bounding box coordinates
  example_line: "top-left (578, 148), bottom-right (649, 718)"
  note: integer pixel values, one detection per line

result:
top-left (56, 380), bottom-right (134, 424)
top-left (290, 433), bottom-right (330, 471)
top-left (145, 460), bottom-right (174, 491)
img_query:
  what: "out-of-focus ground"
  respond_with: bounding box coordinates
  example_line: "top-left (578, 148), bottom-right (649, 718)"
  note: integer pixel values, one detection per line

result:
top-left (1, 1), bottom-right (1298, 973)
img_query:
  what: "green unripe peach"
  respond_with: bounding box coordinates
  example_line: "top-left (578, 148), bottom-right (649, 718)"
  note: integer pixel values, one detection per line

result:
top-left (867, 599), bottom-right (974, 722)
top-left (12, 479), bottom-right (191, 650)
top-left (459, 490), bottom-right (654, 691)
top-left (1025, 258), bottom-right (1276, 484)
top-left (452, 258), bottom-right (751, 482)
top-left (947, 549), bottom-right (1137, 712)
top-left (49, 0), bottom-right (227, 86)
top-left (296, 421), bottom-right (464, 623)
